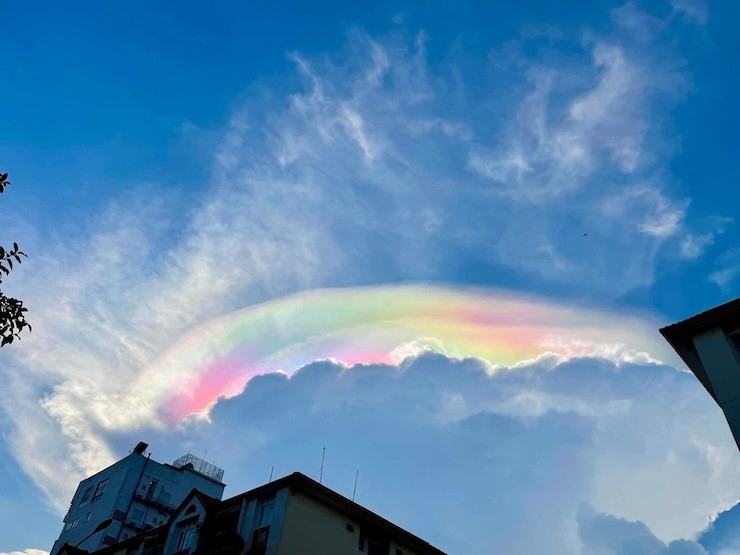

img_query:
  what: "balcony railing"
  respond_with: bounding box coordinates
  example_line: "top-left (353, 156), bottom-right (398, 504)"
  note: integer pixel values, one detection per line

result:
top-left (133, 492), bottom-right (176, 512)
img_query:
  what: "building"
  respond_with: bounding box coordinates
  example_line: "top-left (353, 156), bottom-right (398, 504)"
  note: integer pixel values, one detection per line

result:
top-left (51, 442), bottom-right (226, 554)
top-left (660, 297), bottom-right (740, 450)
top-left (55, 459), bottom-right (446, 555)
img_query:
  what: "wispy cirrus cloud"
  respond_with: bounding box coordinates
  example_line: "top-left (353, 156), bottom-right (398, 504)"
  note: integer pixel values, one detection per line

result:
top-left (678, 216), bottom-right (732, 260)
top-left (601, 185), bottom-right (690, 239)
top-left (709, 248), bottom-right (740, 289)
top-left (672, 0), bottom-right (709, 25)
top-left (681, 233), bottom-right (715, 259)
top-left (467, 42), bottom-right (648, 199)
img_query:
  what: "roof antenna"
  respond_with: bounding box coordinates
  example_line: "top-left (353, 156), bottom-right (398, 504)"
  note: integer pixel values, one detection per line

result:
top-left (269, 465), bottom-right (274, 483)
top-left (352, 469), bottom-right (359, 502)
top-left (319, 447), bottom-right (325, 484)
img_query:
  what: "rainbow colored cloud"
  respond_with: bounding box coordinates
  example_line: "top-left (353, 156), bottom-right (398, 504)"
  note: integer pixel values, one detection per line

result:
top-left (130, 285), bottom-right (675, 421)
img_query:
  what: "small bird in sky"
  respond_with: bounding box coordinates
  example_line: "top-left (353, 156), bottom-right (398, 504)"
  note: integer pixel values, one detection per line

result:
top-left (583, 233), bottom-right (588, 237)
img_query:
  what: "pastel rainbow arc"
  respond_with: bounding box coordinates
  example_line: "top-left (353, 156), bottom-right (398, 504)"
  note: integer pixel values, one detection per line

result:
top-left (129, 285), bottom-right (672, 421)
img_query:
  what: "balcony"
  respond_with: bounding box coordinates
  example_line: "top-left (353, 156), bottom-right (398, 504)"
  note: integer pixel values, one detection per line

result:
top-left (133, 492), bottom-right (176, 513)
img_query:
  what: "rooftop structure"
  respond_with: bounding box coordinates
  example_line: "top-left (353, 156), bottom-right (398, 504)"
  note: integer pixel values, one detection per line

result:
top-left (172, 454), bottom-right (225, 483)
top-left (660, 297), bottom-right (740, 450)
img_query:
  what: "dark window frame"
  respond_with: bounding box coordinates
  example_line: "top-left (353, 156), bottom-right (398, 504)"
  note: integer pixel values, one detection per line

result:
top-left (79, 486), bottom-right (93, 507)
top-left (91, 478), bottom-right (109, 502)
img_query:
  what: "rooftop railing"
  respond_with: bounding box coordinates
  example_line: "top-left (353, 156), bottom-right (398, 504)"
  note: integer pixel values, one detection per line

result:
top-left (172, 453), bottom-right (225, 483)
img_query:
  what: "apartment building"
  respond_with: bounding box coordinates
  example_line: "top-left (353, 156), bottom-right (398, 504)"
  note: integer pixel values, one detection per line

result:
top-left (51, 443), bottom-right (225, 554)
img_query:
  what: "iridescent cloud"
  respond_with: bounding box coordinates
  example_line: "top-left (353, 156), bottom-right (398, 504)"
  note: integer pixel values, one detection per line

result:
top-left (127, 285), bottom-right (675, 420)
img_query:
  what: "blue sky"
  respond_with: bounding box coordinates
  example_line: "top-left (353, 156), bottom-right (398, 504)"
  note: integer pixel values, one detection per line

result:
top-left (1, 0), bottom-right (739, 553)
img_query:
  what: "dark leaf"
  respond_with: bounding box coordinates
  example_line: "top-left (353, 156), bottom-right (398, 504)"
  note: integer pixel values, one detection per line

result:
top-left (13, 242), bottom-right (18, 251)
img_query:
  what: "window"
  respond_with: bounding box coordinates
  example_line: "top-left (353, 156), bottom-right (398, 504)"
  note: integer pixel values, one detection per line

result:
top-left (359, 533), bottom-right (389, 555)
top-left (132, 509), bottom-right (144, 523)
top-left (84, 512), bottom-right (91, 523)
top-left (257, 499), bottom-right (274, 527)
top-left (176, 523), bottom-right (197, 550)
top-left (92, 478), bottom-right (109, 502)
top-left (65, 518), bottom-right (80, 531)
top-left (79, 486), bottom-right (93, 507)
top-left (144, 479), bottom-right (159, 501)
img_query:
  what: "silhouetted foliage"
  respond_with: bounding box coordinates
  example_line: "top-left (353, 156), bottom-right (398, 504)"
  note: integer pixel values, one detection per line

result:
top-left (0, 172), bottom-right (30, 346)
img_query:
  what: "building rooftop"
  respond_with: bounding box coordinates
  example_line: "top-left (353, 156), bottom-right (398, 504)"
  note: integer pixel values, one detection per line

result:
top-left (171, 453), bottom-right (225, 483)
top-left (660, 297), bottom-right (740, 402)
top-left (73, 471), bottom-right (447, 555)
top-left (219, 471), bottom-right (447, 555)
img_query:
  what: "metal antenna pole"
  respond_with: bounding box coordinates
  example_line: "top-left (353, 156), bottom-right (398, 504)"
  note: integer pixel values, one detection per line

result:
top-left (352, 470), bottom-right (359, 501)
top-left (269, 465), bottom-right (274, 483)
top-left (319, 447), bottom-right (325, 484)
